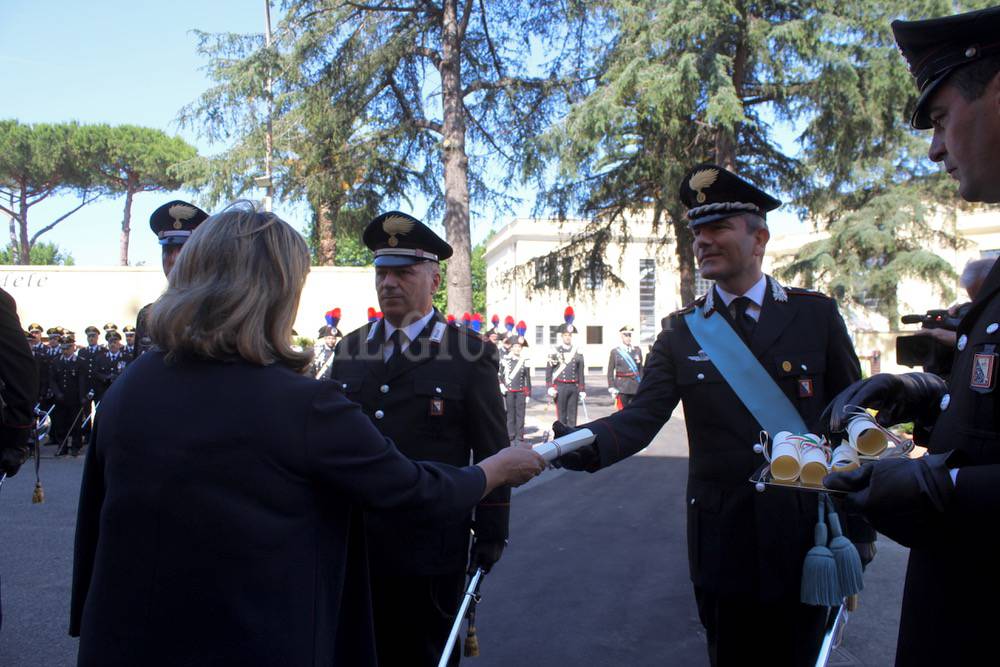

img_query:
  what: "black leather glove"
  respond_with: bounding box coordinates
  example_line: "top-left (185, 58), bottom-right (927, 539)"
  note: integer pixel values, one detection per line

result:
top-left (0, 429), bottom-right (29, 477)
top-left (469, 539), bottom-right (506, 574)
top-left (550, 421), bottom-right (599, 472)
top-left (821, 372), bottom-right (947, 433)
top-left (823, 452), bottom-right (956, 548)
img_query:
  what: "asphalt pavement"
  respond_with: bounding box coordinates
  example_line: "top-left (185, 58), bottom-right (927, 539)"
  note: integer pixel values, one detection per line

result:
top-left (0, 381), bottom-right (907, 666)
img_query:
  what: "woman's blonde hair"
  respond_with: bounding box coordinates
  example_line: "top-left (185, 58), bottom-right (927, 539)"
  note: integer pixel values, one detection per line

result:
top-left (148, 202), bottom-right (312, 372)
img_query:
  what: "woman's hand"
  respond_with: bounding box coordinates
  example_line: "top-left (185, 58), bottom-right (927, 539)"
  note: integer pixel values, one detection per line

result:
top-left (478, 445), bottom-right (546, 495)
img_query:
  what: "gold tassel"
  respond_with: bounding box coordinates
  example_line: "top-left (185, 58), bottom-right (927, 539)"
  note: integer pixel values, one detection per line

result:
top-left (32, 480), bottom-right (44, 504)
top-left (846, 593), bottom-right (859, 611)
top-left (463, 626), bottom-right (479, 658)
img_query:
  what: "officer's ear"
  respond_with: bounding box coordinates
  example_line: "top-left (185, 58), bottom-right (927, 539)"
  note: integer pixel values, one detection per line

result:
top-left (426, 262), bottom-right (442, 292)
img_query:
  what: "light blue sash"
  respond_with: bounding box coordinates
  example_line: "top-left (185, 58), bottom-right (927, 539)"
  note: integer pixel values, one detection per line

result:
top-left (684, 306), bottom-right (807, 436)
top-left (616, 346), bottom-right (641, 378)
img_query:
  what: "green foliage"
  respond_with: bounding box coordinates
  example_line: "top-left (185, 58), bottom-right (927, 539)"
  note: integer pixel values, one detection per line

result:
top-left (0, 241), bottom-right (74, 265)
top-left (0, 119), bottom-right (103, 263)
top-left (80, 124), bottom-right (196, 195)
top-left (434, 241), bottom-right (488, 315)
top-left (530, 0), bottom-right (984, 311)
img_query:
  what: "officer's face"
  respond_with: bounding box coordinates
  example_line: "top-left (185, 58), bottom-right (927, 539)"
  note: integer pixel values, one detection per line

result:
top-left (324, 334), bottom-right (336, 348)
top-left (161, 244), bottom-right (183, 277)
top-left (87, 333), bottom-right (99, 346)
top-left (30, 332), bottom-right (41, 344)
top-left (927, 76), bottom-right (1000, 203)
top-left (511, 342), bottom-right (522, 356)
top-left (561, 332), bottom-right (573, 345)
top-left (48, 337), bottom-right (60, 348)
top-left (693, 216), bottom-right (769, 286)
top-left (125, 334), bottom-right (134, 345)
top-left (108, 339), bottom-right (122, 352)
top-left (620, 331), bottom-right (632, 344)
top-left (375, 262), bottom-right (441, 325)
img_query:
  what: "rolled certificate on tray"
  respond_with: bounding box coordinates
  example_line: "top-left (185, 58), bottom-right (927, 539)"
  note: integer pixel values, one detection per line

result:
top-left (533, 428), bottom-right (596, 462)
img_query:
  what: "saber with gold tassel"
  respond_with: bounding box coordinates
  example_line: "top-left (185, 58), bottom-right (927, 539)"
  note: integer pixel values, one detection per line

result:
top-left (463, 587), bottom-right (480, 657)
top-left (439, 567), bottom-right (484, 667)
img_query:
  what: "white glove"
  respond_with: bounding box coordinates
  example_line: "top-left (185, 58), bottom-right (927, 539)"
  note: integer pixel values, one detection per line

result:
top-left (499, 384), bottom-right (507, 396)
top-left (609, 388), bottom-right (619, 396)
top-left (547, 387), bottom-right (557, 398)
top-left (579, 391), bottom-right (587, 400)
top-left (525, 393), bottom-right (531, 402)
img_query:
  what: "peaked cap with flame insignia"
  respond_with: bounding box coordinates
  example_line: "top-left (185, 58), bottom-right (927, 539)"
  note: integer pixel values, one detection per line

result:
top-left (679, 163), bottom-right (781, 228)
top-left (149, 200), bottom-right (209, 246)
top-left (363, 211), bottom-right (453, 267)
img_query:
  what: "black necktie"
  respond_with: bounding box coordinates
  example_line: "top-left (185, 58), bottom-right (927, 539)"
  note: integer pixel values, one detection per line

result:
top-left (730, 296), bottom-right (756, 343)
top-left (385, 329), bottom-right (404, 372)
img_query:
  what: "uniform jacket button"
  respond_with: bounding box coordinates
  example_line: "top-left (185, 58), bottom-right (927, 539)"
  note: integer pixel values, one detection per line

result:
top-left (690, 498), bottom-right (696, 505)
top-left (380, 384), bottom-right (389, 394)
top-left (435, 387), bottom-right (442, 393)
top-left (696, 373), bottom-right (705, 380)
top-left (988, 323), bottom-right (999, 334)
top-left (957, 335), bottom-right (967, 351)
top-left (374, 409), bottom-right (385, 419)
top-left (940, 394), bottom-right (950, 411)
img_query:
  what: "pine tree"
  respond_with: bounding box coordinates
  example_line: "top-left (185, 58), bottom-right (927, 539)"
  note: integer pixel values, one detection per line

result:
top-left (532, 0), bottom-right (982, 311)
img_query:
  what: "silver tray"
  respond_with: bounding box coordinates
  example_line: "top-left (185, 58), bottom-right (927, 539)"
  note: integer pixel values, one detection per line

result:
top-left (748, 437), bottom-right (916, 495)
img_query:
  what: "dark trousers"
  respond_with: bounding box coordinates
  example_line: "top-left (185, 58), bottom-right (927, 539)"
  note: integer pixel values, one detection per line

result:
top-left (51, 401), bottom-right (83, 452)
top-left (694, 587), bottom-right (829, 667)
top-left (370, 570), bottom-right (466, 667)
top-left (555, 383), bottom-right (579, 427)
top-left (504, 391), bottom-right (527, 441)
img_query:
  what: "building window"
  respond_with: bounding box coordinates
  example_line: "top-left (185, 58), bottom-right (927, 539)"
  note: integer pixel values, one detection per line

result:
top-left (639, 259), bottom-right (656, 345)
top-left (586, 326), bottom-right (603, 344)
top-left (549, 326), bottom-right (559, 345)
top-left (694, 275), bottom-right (713, 298)
top-left (535, 325), bottom-right (545, 345)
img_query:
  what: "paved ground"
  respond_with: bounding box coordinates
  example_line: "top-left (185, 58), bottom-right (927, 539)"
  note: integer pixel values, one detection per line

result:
top-left (0, 380), bottom-right (906, 665)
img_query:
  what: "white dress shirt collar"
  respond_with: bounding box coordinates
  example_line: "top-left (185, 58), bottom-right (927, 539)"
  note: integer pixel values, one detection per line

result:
top-left (384, 308), bottom-right (436, 349)
top-left (715, 274), bottom-right (767, 321)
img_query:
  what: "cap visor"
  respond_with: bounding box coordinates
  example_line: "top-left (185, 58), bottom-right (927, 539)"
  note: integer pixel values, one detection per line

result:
top-left (374, 255), bottom-right (430, 267)
top-left (688, 211), bottom-right (745, 228)
top-left (911, 76), bottom-right (947, 130)
top-left (159, 237), bottom-right (189, 246)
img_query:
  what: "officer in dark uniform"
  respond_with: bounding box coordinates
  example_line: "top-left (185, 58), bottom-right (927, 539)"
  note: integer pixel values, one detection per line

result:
top-left (329, 211), bottom-right (510, 667)
top-left (95, 330), bottom-right (129, 392)
top-left (28, 323), bottom-right (48, 406)
top-left (556, 165), bottom-right (870, 666)
top-left (78, 325), bottom-right (103, 444)
top-left (101, 323), bottom-right (117, 349)
top-left (500, 335), bottom-right (531, 442)
top-left (49, 333), bottom-right (86, 456)
top-left (546, 312), bottom-right (585, 427)
top-left (823, 7), bottom-right (1000, 665)
top-left (122, 325), bottom-right (136, 358)
top-left (134, 200), bottom-right (210, 356)
top-left (311, 322), bottom-right (340, 380)
top-left (38, 327), bottom-right (62, 410)
top-left (607, 325), bottom-right (643, 409)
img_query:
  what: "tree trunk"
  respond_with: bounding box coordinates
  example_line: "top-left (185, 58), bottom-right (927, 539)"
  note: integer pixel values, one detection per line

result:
top-left (315, 201), bottom-right (336, 265)
top-left (18, 188), bottom-right (30, 265)
top-left (439, 0), bottom-right (473, 315)
top-left (7, 210), bottom-right (17, 263)
top-left (670, 202), bottom-right (697, 305)
top-left (120, 182), bottom-right (134, 266)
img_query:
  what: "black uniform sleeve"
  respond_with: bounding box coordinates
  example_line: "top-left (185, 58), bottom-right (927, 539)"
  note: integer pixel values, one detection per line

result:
top-left (545, 352), bottom-right (555, 386)
top-left (466, 343), bottom-right (511, 543)
top-left (49, 361), bottom-right (63, 403)
top-left (607, 350), bottom-right (616, 389)
top-left (70, 415), bottom-right (106, 636)
top-left (304, 383), bottom-right (486, 519)
top-left (823, 297), bottom-right (862, 398)
top-left (586, 322), bottom-right (682, 469)
top-left (0, 289), bottom-right (37, 460)
top-left (577, 353), bottom-right (586, 390)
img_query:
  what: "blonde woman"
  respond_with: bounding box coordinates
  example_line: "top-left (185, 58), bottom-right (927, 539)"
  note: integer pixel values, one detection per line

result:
top-left (69, 204), bottom-right (543, 666)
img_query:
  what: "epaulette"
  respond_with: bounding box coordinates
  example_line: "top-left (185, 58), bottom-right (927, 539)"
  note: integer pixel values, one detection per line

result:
top-left (785, 286), bottom-right (830, 299)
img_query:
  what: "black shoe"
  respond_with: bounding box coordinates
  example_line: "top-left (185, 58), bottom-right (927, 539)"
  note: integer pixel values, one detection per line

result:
top-left (70, 448), bottom-right (81, 457)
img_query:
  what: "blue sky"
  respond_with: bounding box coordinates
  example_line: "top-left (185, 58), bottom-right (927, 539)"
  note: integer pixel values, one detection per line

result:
top-left (3, 0), bottom-right (802, 266)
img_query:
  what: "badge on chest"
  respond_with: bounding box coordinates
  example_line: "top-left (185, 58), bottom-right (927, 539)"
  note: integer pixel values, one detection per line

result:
top-left (797, 378), bottom-right (814, 398)
top-left (971, 351), bottom-right (997, 393)
top-left (429, 397), bottom-right (445, 416)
